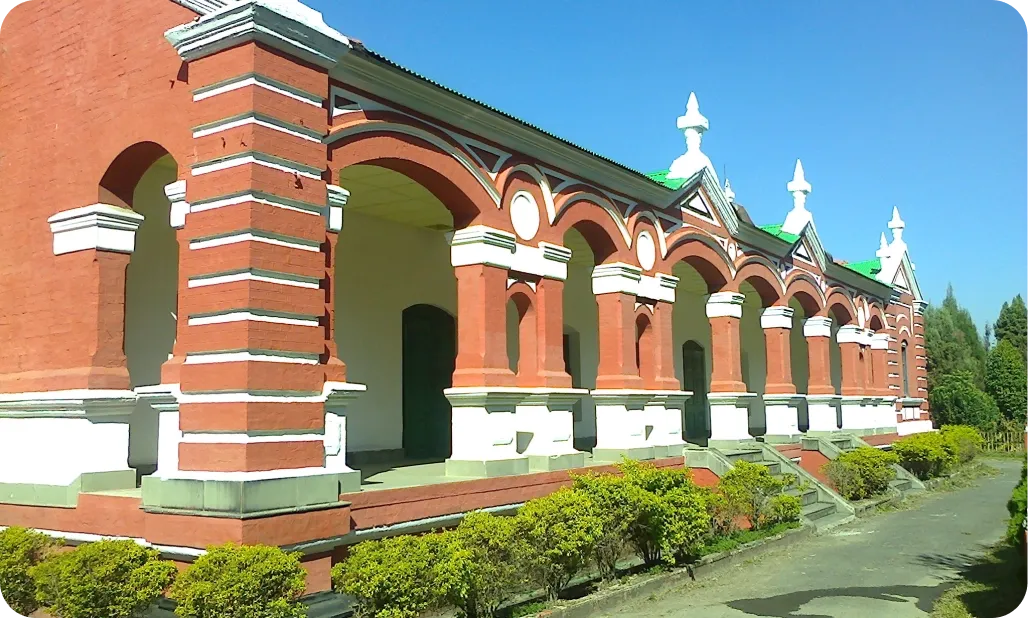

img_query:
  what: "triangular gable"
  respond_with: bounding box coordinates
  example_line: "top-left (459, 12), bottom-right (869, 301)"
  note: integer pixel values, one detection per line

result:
top-left (664, 167), bottom-right (739, 235)
top-left (791, 222), bottom-right (827, 272)
top-left (792, 240), bottom-right (814, 264)
top-left (893, 253), bottom-right (922, 301)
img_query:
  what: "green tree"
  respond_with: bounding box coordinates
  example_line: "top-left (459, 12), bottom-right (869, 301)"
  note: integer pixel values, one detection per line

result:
top-left (984, 322), bottom-right (993, 352)
top-left (985, 339), bottom-right (1028, 424)
top-left (928, 371), bottom-right (1001, 430)
top-left (995, 294), bottom-right (1028, 359)
top-left (924, 285), bottom-right (987, 389)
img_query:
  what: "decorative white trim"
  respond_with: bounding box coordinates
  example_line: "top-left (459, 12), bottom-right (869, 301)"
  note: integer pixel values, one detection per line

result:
top-left (509, 191), bottom-right (540, 241)
top-left (189, 231), bottom-right (319, 252)
top-left (705, 292), bottom-right (745, 319)
top-left (193, 115), bottom-right (322, 143)
top-left (164, 181), bottom-right (189, 229)
top-left (870, 333), bottom-right (891, 350)
top-left (836, 325), bottom-right (865, 344)
top-left (190, 192), bottom-right (323, 217)
top-left (803, 316), bottom-right (833, 338)
top-left (450, 225), bottom-right (517, 269)
top-left (185, 351), bottom-right (319, 365)
top-left (326, 184), bottom-right (348, 232)
top-left (48, 204), bottom-right (144, 256)
top-left (193, 75), bottom-right (323, 107)
top-left (188, 270), bottom-right (321, 289)
top-left (511, 243), bottom-right (571, 281)
top-left (0, 389), bottom-right (137, 419)
top-left (760, 306), bottom-right (794, 329)
top-left (591, 263), bottom-right (678, 303)
top-left (191, 153), bottom-right (321, 180)
top-left (187, 311), bottom-right (319, 327)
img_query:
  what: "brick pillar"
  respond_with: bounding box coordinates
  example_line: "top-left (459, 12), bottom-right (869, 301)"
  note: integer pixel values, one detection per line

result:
top-left (595, 292), bottom-right (644, 389)
top-left (869, 333), bottom-right (890, 396)
top-left (706, 292), bottom-right (747, 393)
top-left (453, 263), bottom-right (517, 388)
top-left (761, 306), bottom-right (796, 394)
top-left (642, 301), bottom-right (680, 390)
top-left (143, 6), bottom-right (359, 527)
top-left (803, 317), bottom-right (834, 395)
top-left (534, 277), bottom-right (572, 388)
top-left (837, 325), bottom-right (866, 396)
top-left (913, 301), bottom-right (930, 414)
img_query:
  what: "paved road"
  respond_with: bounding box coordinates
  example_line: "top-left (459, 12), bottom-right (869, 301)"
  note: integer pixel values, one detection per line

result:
top-left (597, 459), bottom-right (1023, 618)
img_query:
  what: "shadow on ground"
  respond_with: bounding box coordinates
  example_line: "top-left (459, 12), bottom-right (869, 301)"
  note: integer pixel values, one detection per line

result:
top-left (914, 544), bottom-right (1027, 618)
top-left (726, 583), bottom-right (950, 618)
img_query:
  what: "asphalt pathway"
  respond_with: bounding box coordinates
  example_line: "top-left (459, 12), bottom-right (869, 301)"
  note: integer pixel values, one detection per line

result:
top-left (596, 459), bottom-right (1024, 618)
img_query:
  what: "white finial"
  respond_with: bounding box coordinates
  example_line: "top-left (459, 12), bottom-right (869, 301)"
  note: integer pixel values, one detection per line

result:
top-left (724, 178), bottom-right (735, 202)
top-left (667, 93), bottom-right (716, 182)
top-left (876, 232), bottom-right (889, 258)
top-left (888, 206), bottom-right (905, 242)
top-left (781, 159), bottom-right (814, 234)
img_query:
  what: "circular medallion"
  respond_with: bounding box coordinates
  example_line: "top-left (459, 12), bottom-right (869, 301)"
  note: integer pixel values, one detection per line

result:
top-left (509, 191), bottom-right (540, 241)
top-left (636, 230), bottom-right (656, 271)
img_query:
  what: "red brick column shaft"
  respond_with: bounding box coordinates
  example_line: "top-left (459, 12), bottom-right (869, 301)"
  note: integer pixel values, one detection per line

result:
top-left (534, 277), bottom-right (573, 388)
top-left (762, 306), bottom-right (797, 395)
top-left (804, 316), bottom-right (835, 395)
top-left (642, 301), bottom-right (680, 390)
top-left (706, 292), bottom-right (747, 393)
top-left (595, 292), bottom-right (644, 389)
top-left (452, 264), bottom-right (517, 388)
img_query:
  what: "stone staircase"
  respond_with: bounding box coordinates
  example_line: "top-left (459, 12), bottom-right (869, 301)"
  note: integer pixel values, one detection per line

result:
top-left (710, 444), bottom-right (855, 532)
top-left (804, 433), bottom-right (925, 501)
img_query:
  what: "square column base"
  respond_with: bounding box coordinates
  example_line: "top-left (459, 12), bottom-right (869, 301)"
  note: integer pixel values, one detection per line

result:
top-left (141, 469), bottom-right (352, 518)
top-left (445, 388), bottom-right (528, 478)
top-left (644, 391), bottom-right (691, 456)
top-left (593, 446), bottom-right (656, 463)
top-left (840, 396), bottom-right (874, 432)
top-left (763, 393), bottom-right (804, 442)
top-left (514, 388), bottom-right (589, 464)
top-left (708, 392), bottom-right (757, 442)
top-left (807, 394), bottom-right (842, 433)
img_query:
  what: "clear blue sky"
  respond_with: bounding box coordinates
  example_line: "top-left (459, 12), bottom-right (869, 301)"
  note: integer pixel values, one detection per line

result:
top-left (310, 0), bottom-right (1027, 329)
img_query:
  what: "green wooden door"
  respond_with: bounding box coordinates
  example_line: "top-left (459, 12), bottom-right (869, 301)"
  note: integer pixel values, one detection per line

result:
top-left (682, 340), bottom-right (710, 444)
top-left (402, 304), bottom-right (456, 460)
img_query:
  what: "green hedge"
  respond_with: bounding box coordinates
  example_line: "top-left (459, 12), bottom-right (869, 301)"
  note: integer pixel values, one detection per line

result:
top-left (1008, 462), bottom-right (1027, 553)
top-left (822, 447), bottom-right (898, 500)
top-left (0, 527), bottom-right (61, 616)
top-left (893, 426), bottom-right (985, 480)
top-left (335, 459), bottom-right (801, 618)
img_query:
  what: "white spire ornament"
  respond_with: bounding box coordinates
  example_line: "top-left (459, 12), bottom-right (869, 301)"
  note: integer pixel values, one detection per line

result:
top-left (888, 206), bottom-right (905, 243)
top-left (724, 178), bottom-right (735, 202)
top-left (781, 159), bottom-right (813, 234)
top-left (667, 93), bottom-right (718, 183)
top-left (876, 232), bottom-right (889, 258)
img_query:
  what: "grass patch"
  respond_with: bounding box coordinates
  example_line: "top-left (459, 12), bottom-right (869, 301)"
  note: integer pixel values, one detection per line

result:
top-left (511, 601), bottom-right (549, 617)
top-left (982, 450), bottom-right (1027, 460)
top-left (930, 462), bottom-right (1000, 491)
top-left (930, 542), bottom-right (1026, 618)
top-left (691, 522), bottom-right (801, 559)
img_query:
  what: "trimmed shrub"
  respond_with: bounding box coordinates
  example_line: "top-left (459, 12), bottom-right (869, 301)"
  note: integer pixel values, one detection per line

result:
top-left (332, 534), bottom-right (445, 618)
top-left (30, 539), bottom-right (177, 618)
top-left (0, 527), bottom-right (61, 616)
top-left (169, 543), bottom-right (307, 618)
top-left (614, 460), bottom-right (711, 566)
top-left (763, 495), bottom-right (802, 527)
top-left (571, 472), bottom-right (647, 579)
top-left (714, 461), bottom-right (798, 531)
top-left (893, 431), bottom-right (956, 480)
top-left (822, 447), bottom-right (898, 500)
top-left (1008, 462), bottom-right (1027, 553)
top-left (434, 511), bottom-right (528, 618)
top-left (516, 487), bottom-right (603, 601)
top-left (940, 424), bottom-right (985, 464)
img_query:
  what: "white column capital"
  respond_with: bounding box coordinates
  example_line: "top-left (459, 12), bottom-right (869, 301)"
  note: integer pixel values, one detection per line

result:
top-left (705, 291), bottom-right (745, 319)
top-left (870, 333), bottom-right (891, 349)
top-left (326, 184), bottom-right (349, 233)
top-left (164, 181), bottom-right (188, 230)
top-left (48, 204), bottom-right (145, 256)
top-left (836, 324), bottom-right (864, 344)
top-left (803, 316), bottom-right (833, 338)
top-left (913, 300), bottom-right (928, 316)
top-left (450, 225), bottom-right (517, 269)
top-left (592, 263), bottom-right (677, 303)
top-left (761, 306), bottom-right (795, 329)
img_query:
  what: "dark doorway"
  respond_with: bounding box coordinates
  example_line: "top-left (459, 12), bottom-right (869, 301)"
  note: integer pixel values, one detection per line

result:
top-left (682, 340), bottom-right (710, 444)
top-left (402, 304), bottom-right (456, 460)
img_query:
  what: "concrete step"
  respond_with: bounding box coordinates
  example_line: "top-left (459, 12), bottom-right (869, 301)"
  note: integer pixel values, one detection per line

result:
top-left (812, 510), bottom-right (857, 533)
top-left (890, 478), bottom-right (912, 493)
top-left (801, 501), bottom-right (837, 522)
top-left (758, 460), bottom-right (782, 475)
top-left (786, 486), bottom-right (820, 506)
top-left (721, 449), bottom-right (764, 463)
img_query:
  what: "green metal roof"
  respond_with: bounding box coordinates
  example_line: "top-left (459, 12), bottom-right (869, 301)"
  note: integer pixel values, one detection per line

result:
top-left (758, 223), bottom-right (800, 245)
top-left (645, 169), bottom-right (689, 191)
top-left (842, 258), bottom-right (882, 279)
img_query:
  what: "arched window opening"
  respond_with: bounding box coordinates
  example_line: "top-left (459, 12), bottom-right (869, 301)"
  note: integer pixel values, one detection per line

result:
top-left (901, 341), bottom-right (910, 398)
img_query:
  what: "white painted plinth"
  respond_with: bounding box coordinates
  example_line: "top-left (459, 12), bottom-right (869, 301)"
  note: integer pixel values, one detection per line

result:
top-left (643, 391), bottom-right (691, 455)
top-left (875, 397), bottom-right (899, 433)
top-left (0, 390), bottom-right (137, 485)
top-left (514, 388), bottom-right (589, 458)
top-left (324, 382), bottom-right (366, 475)
top-left (840, 396), bottom-right (873, 432)
top-left (763, 394), bottom-right (805, 439)
top-left (445, 388), bottom-right (527, 464)
top-left (136, 384), bottom-right (182, 476)
top-left (897, 419), bottom-right (934, 436)
top-left (707, 392), bottom-right (757, 442)
top-left (807, 394), bottom-right (842, 433)
top-left (591, 390), bottom-right (655, 454)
